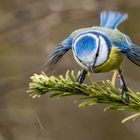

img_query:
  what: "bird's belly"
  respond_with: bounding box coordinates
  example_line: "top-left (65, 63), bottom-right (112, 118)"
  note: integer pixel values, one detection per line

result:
top-left (94, 46), bottom-right (123, 73)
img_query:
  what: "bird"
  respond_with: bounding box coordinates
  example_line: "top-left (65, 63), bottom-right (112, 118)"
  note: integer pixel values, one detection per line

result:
top-left (48, 11), bottom-right (140, 101)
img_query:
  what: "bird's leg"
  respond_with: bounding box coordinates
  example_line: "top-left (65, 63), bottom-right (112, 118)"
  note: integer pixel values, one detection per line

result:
top-left (76, 69), bottom-right (87, 84)
top-left (111, 70), bottom-right (118, 86)
top-left (118, 69), bottom-right (129, 102)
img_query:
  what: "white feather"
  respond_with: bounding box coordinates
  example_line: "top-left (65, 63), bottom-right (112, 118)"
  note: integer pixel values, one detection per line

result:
top-left (73, 33), bottom-right (99, 64)
top-left (95, 36), bottom-right (109, 66)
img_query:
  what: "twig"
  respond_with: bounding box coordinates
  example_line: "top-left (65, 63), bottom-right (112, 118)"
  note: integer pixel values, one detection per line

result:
top-left (27, 70), bottom-right (140, 123)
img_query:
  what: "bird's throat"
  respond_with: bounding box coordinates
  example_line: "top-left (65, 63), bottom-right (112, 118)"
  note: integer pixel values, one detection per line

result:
top-left (94, 46), bottom-right (123, 73)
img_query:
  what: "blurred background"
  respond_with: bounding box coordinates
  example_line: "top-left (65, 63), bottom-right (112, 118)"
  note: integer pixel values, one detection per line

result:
top-left (1, 0), bottom-right (140, 140)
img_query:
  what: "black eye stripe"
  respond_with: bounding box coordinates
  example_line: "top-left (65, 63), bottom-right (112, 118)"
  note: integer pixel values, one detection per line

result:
top-left (93, 38), bottom-right (100, 66)
top-left (95, 36), bottom-right (110, 66)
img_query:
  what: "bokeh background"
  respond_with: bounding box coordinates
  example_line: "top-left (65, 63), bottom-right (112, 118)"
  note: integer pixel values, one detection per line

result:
top-left (1, 0), bottom-right (140, 140)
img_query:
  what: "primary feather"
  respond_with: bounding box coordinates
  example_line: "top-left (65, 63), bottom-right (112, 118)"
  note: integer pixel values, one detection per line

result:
top-left (48, 38), bottom-right (72, 64)
top-left (125, 44), bottom-right (140, 66)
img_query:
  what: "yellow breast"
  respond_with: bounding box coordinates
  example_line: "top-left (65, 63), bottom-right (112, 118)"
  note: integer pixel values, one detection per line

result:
top-left (94, 46), bottom-right (123, 73)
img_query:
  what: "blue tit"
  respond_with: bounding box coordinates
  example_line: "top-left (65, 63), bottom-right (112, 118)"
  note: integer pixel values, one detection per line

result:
top-left (48, 11), bottom-right (140, 101)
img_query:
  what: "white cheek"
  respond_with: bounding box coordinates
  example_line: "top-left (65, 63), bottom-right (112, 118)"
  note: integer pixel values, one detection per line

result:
top-left (95, 36), bottom-right (109, 66)
top-left (72, 33), bottom-right (99, 69)
top-left (73, 54), bottom-right (88, 70)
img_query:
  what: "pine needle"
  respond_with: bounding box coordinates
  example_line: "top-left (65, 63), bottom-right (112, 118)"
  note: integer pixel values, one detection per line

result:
top-left (27, 71), bottom-right (140, 123)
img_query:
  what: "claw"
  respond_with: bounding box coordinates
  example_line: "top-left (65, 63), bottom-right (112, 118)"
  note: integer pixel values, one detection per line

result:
top-left (76, 70), bottom-right (87, 84)
top-left (121, 89), bottom-right (129, 103)
top-left (118, 69), bottom-right (130, 102)
top-left (120, 83), bottom-right (129, 102)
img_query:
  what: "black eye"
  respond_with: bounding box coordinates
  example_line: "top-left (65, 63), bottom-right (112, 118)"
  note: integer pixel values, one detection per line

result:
top-left (96, 52), bottom-right (99, 57)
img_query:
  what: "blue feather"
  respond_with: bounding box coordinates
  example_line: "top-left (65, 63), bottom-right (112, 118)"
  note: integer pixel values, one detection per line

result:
top-left (48, 38), bottom-right (72, 64)
top-left (75, 35), bottom-right (97, 57)
top-left (125, 44), bottom-right (140, 67)
top-left (113, 41), bottom-right (130, 51)
top-left (100, 11), bottom-right (128, 29)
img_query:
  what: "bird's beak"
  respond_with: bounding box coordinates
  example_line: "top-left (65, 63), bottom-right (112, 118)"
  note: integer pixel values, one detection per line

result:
top-left (89, 64), bottom-right (94, 73)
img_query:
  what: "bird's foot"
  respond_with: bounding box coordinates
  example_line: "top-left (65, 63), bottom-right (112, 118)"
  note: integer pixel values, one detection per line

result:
top-left (76, 70), bottom-right (87, 84)
top-left (118, 69), bottom-right (129, 103)
top-left (121, 88), bottom-right (129, 103)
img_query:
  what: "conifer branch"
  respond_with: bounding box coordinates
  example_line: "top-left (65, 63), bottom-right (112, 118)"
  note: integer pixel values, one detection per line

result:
top-left (27, 71), bottom-right (140, 123)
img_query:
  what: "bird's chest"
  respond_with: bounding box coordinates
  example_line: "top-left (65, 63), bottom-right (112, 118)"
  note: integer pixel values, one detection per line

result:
top-left (94, 46), bottom-right (123, 73)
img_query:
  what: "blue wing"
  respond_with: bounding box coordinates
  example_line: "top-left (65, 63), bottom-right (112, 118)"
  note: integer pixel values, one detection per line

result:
top-left (114, 40), bottom-right (140, 67)
top-left (125, 44), bottom-right (140, 67)
top-left (48, 38), bottom-right (72, 64)
top-left (100, 11), bottom-right (128, 29)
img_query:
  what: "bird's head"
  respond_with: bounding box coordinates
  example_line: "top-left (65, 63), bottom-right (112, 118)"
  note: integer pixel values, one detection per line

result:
top-left (71, 31), bottom-right (110, 72)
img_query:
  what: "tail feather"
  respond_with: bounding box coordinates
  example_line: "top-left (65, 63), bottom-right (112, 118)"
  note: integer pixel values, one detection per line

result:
top-left (100, 11), bottom-right (128, 29)
top-left (47, 38), bottom-right (72, 65)
top-left (126, 44), bottom-right (140, 67)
